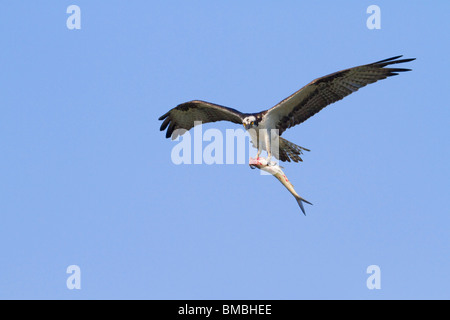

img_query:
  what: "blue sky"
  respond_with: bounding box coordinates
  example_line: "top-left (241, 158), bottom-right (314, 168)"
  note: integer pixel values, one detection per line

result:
top-left (0, 1), bottom-right (449, 299)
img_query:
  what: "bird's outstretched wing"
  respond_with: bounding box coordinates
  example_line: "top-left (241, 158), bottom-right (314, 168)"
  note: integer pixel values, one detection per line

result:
top-left (159, 100), bottom-right (246, 139)
top-left (265, 56), bottom-right (415, 135)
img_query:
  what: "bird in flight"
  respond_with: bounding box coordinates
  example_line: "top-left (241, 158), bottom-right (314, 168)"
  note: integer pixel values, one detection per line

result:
top-left (159, 56), bottom-right (415, 164)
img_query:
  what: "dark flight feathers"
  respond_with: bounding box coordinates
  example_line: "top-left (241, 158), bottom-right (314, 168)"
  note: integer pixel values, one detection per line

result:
top-left (159, 100), bottom-right (246, 140)
top-left (267, 55), bottom-right (415, 134)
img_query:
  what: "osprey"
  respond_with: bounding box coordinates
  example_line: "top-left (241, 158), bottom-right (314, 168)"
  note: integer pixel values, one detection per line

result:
top-left (159, 56), bottom-right (415, 163)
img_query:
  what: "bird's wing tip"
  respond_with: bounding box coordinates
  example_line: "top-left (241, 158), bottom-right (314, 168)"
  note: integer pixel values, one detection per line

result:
top-left (158, 114), bottom-right (168, 121)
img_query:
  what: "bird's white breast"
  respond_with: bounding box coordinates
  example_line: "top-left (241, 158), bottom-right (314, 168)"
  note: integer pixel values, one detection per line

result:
top-left (247, 116), bottom-right (276, 151)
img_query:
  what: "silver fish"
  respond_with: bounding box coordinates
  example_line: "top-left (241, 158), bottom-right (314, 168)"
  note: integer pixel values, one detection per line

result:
top-left (249, 157), bottom-right (312, 215)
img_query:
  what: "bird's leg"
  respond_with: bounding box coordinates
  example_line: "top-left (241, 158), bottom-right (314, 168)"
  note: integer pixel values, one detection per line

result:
top-left (249, 139), bottom-right (262, 169)
top-left (265, 129), bottom-right (272, 164)
top-left (256, 135), bottom-right (262, 160)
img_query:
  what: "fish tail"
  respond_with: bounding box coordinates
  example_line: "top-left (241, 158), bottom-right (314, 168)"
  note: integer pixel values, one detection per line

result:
top-left (296, 197), bottom-right (313, 215)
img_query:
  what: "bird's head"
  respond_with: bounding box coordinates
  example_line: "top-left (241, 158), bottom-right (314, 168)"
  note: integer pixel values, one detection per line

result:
top-left (243, 116), bottom-right (257, 130)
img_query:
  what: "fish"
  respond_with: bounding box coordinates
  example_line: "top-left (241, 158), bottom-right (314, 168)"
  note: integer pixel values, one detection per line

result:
top-left (249, 157), bottom-right (312, 215)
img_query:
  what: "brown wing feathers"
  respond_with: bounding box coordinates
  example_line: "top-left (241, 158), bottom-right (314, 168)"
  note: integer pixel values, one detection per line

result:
top-left (271, 56), bottom-right (415, 134)
top-left (159, 100), bottom-right (245, 139)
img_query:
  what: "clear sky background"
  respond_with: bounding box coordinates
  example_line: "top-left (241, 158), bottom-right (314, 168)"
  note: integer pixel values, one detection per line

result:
top-left (1, 1), bottom-right (449, 299)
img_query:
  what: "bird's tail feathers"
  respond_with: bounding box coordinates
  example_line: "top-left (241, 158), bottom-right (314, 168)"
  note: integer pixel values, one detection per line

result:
top-left (278, 137), bottom-right (310, 163)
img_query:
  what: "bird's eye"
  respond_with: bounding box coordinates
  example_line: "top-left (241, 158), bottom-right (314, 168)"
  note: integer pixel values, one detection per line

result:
top-left (251, 121), bottom-right (254, 125)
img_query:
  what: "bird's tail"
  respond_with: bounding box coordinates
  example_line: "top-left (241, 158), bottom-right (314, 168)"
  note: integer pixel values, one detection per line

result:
top-left (278, 137), bottom-right (310, 163)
